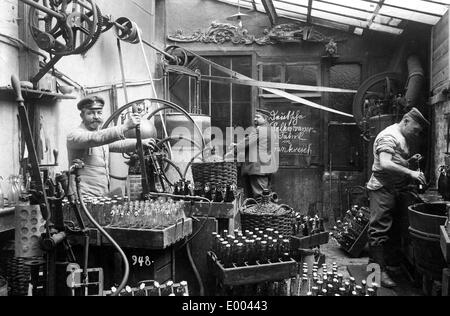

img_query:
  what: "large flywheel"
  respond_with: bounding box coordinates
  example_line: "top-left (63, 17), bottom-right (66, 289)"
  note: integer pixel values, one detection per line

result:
top-left (27, 0), bottom-right (104, 56)
top-left (352, 72), bottom-right (405, 141)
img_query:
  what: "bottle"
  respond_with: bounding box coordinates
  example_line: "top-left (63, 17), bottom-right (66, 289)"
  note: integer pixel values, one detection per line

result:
top-left (184, 181), bottom-right (192, 196)
top-left (180, 281), bottom-right (189, 296)
top-left (213, 185), bottom-right (224, 203)
top-left (194, 183), bottom-right (204, 197)
top-left (6, 175), bottom-right (19, 207)
top-left (204, 183), bottom-right (212, 201)
top-left (224, 184), bottom-right (235, 203)
top-left (135, 283), bottom-right (147, 296)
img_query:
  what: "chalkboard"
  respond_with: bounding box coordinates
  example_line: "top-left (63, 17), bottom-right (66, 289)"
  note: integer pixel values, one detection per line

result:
top-left (262, 101), bottom-right (322, 168)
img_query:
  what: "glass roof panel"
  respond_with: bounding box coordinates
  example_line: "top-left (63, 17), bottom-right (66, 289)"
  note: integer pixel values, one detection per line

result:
top-left (379, 5), bottom-right (442, 24)
top-left (373, 15), bottom-right (402, 27)
top-left (214, 0), bottom-right (449, 35)
top-left (278, 0), bottom-right (309, 6)
top-left (385, 0), bottom-right (449, 16)
top-left (314, 0), bottom-right (378, 12)
top-left (313, 1), bottom-right (372, 19)
top-left (369, 23), bottom-right (404, 35)
top-left (428, 0), bottom-right (450, 4)
top-left (311, 9), bottom-right (368, 28)
top-left (275, 2), bottom-right (309, 15)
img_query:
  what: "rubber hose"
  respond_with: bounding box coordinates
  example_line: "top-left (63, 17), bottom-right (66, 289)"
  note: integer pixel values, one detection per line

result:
top-left (76, 179), bottom-right (129, 296)
top-left (186, 242), bottom-right (205, 296)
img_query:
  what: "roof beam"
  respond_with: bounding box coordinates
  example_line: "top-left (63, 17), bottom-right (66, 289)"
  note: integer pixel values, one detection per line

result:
top-left (367, 0), bottom-right (385, 29)
top-left (261, 0), bottom-right (279, 26)
top-left (307, 0), bottom-right (313, 24)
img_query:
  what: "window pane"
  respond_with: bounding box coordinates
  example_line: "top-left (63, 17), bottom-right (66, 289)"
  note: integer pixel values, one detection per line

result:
top-left (262, 64), bottom-right (283, 83)
top-left (329, 64), bottom-right (362, 122)
top-left (379, 6), bottom-right (441, 24)
top-left (286, 64), bottom-right (319, 94)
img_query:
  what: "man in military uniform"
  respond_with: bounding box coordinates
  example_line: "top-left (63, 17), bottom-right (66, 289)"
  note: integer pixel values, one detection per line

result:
top-left (67, 96), bottom-right (155, 197)
top-left (367, 107), bottom-right (430, 288)
top-left (235, 109), bottom-right (280, 200)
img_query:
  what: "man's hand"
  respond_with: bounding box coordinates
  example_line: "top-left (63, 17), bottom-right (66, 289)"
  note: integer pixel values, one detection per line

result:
top-left (410, 170), bottom-right (427, 185)
top-left (408, 154), bottom-right (423, 165)
top-left (142, 138), bottom-right (157, 150)
top-left (124, 113), bottom-right (142, 130)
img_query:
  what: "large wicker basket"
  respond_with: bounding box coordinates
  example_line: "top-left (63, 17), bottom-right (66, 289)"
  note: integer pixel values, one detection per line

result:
top-left (191, 161), bottom-right (237, 187)
top-left (240, 198), bottom-right (295, 237)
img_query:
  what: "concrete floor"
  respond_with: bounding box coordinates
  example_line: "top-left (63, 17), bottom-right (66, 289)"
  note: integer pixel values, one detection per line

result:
top-left (317, 238), bottom-right (427, 296)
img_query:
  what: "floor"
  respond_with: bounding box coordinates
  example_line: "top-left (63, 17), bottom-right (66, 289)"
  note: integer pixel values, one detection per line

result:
top-left (318, 238), bottom-right (425, 296)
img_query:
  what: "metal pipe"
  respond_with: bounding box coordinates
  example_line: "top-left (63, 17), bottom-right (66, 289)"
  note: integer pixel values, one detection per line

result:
top-left (405, 55), bottom-right (425, 109)
top-left (142, 39), bottom-right (178, 63)
top-left (19, 0), bottom-right (65, 19)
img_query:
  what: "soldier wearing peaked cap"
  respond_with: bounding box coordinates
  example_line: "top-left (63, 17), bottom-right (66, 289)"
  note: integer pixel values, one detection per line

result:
top-left (67, 96), bottom-right (156, 197)
top-left (230, 109), bottom-right (280, 201)
top-left (366, 107), bottom-right (430, 289)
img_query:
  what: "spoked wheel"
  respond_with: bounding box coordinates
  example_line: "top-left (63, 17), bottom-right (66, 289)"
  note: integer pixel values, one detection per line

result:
top-left (28, 0), bottom-right (102, 56)
top-left (103, 98), bottom-right (206, 189)
top-left (352, 72), bottom-right (404, 133)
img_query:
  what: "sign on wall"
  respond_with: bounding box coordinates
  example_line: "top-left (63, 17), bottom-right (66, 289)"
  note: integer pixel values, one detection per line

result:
top-left (263, 101), bottom-right (321, 168)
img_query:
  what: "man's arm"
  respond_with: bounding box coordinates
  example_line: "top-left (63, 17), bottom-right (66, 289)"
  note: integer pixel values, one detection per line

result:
top-left (109, 139), bottom-right (137, 153)
top-left (379, 152), bottom-right (426, 184)
top-left (67, 126), bottom-right (128, 150)
top-left (67, 113), bottom-right (140, 150)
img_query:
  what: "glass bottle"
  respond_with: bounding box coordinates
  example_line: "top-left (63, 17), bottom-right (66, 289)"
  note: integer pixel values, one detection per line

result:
top-left (6, 175), bottom-right (19, 207)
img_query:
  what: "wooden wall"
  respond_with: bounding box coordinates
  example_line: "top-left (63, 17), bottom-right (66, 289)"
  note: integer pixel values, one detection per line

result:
top-left (431, 11), bottom-right (450, 185)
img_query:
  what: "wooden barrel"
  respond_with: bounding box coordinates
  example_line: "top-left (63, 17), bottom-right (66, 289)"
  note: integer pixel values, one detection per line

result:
top-left (0, 276), bottom-right (7, 296)
top-left (408, 203), bottom-right (448, 280)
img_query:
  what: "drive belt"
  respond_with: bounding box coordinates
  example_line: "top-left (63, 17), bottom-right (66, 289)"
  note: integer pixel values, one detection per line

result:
top-left (177, 47), bottom-right (355, 118)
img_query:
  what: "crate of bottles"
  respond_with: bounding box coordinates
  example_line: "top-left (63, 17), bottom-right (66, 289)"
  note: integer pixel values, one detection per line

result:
top-left (176, 181), bottom-right (241, 219)
top-left (330, 206), bottom-right (370, 258)
top-left (208, 228), bottom-right (298, 286)
top-left (295, 262), bottom-right (379, 296)
top-left (441, 225), bottom-right (450, 263)
top-left (290, 214), bottom-right (329, 249)
top-left (104, 280), bottom-right (189, 296)
top-left (208, 251), bottom-right (297, 286)
top-left (104, 218), bottom-right (192, 250)
top-left (64, 197), bottom-right (192, 249)
top-left (188, 199), bottom-right (240, 219)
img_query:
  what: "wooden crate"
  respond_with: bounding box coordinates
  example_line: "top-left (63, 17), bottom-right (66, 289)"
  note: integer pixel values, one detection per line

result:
top-left (103, 218), bottom-right (193, 250)
top-left (207, 251), bottom-right (298, 286)
top-left (0, 207), bottom-right (14, 233)
top-left (346, 224), bottom-right (369, 258)
top-left (290, 231), bottom-right (330, 250)
top-left (441, 225), bottom-right (450, 263)
top-left (186, 192), bottom-right (242, 232)
top-left (188, 201), bottom-right (238, 219)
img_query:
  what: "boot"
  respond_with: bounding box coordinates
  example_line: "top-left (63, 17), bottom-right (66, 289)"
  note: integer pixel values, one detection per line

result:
top-left (369, 245), bottom-right (398, 289)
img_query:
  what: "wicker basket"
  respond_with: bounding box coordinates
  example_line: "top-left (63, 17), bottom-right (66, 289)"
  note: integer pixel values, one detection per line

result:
top-left (240, 199), bottom-right (295, 237)
top-left (191, 161), bottom-right (237, 187)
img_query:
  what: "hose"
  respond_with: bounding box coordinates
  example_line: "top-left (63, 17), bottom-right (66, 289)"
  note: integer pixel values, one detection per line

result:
top-left (186, 242), bottom-right (205, 296)
top-left (147, 192), bottom-right (211, 296)
top-left (75, 176), bottom-right (129, 296)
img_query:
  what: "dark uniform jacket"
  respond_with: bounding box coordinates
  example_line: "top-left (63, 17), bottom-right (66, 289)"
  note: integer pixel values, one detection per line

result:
top-left (238, 124), bottom-right (280, 176)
